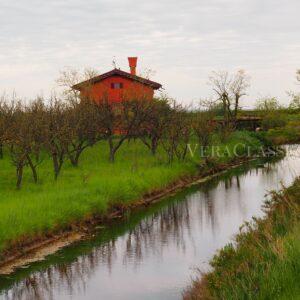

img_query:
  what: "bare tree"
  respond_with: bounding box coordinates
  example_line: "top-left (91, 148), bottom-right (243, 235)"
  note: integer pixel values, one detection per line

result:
top-left (288, 70), bottom-right (300, 110)
top-left (0, 100), bottom-right (5, 159)
top-left (289, 93), bottom-right (300, 110)
top-left (192, 103), bottom-right (216, 161)
top-left (138, 68), bottom-right (156, 80)
top-left (140, 96), bottom-right (172, 155)
top-left (5, 102), bottom-right (26, 189)
top-left (0, 96), bottom-right (14, 159)
top-left (5, 99), bottom-right (47, 188)
top-left (230, 70), bottom-right (250, 122)
top-left (44, 98), bottom-right (71, 180)
top-left (161, 102), bottom-right (191, 163)
top-left (65, 96), bottom-right (99, 166)
top-left (174, 110), bottom-right (192, 161)
top-left (94, 97), bottom-right (151, 163)
top-left (56, 67), bottom-right (98, 97)
top-left (255, 97), bottom-right (281, 112)
top-left (209, 70), bottom-right (250, 128)
top-left (25, 98), bottom-right (47, 183)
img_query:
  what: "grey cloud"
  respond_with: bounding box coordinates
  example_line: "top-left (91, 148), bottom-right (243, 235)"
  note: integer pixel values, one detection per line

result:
top-left (0, 0), bottom-right (299, 105)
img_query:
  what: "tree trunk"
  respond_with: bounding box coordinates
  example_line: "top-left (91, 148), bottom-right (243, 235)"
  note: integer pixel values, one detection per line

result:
top-left (27, 155), bottom-right (38, 183)
top-left (232, 95), bottom-right (239, 129)
top-left (141, 137), bottom-right (151, 150)
top-left (52, 149), bottom-right (64, 180)
top-left (52, 153), bottom-right (60, 180)
top-left (167, 148), bottom-right (174, 164)
top-left (108, 137), bottom-right (125, 163)
top-left (68, 152), bottom-right (79, 167)
top-left (16, 165), bottom-right (23, 189)
top-left (108, 137), bottom-right (115, 163)
top-left (71, 149), bottom-right (83, 167)
top-left (182, 145), bottom-right (188, 160)
top-left (71, 148), bottom-right (84, 167)
top-left (109, 149), bottom-right (115, 163)
top-left (151, 138), bottom-right (158, 156)
top-left (68, 141), bottom-right (87, 167)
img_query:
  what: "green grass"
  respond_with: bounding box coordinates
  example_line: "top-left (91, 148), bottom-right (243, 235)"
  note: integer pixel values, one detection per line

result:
top-left (262, 111), bottom-right (300, 145)
top-left (209, 131), bottom-right (264, 164)
top-left (184, 178), bottom-right (300, 300)
top-left (0, 132), bottom-right (266, 256)
top-left (266, 120), bottom-right (300, 145)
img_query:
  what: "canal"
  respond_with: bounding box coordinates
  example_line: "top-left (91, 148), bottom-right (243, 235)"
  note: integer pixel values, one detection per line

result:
top-left (0, 145), bottom-right (300, 300)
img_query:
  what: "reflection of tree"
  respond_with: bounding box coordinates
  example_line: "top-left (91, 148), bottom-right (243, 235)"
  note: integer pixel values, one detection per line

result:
top-left (2, 258), bottom-right (90, 300)
top-left (0, 198), bottom-right (200, 300)
top-left (123, 199), bottom-right (193, 266)
top-left (236, 176), bottom-right (240, 189)
top-left (2, 239), bottom-right (120, 300)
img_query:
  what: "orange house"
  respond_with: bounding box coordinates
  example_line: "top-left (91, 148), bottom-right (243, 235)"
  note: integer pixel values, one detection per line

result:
top-left (73, 57), bottom-right (162, 103)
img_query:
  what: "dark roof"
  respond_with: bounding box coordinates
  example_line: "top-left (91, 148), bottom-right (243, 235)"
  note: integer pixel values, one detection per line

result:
top-left (73, 68), bottom-right (162, 90)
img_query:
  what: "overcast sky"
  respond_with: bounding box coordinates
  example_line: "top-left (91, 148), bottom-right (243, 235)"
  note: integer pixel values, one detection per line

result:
top-left (0, 0), bottom-right (299, 107)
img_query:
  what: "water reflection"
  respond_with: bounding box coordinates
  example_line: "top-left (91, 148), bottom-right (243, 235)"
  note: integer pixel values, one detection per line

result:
top-left (1, 146), bottom-right (300, 300)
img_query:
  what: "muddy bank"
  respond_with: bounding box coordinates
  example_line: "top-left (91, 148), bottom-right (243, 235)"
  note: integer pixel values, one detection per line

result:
top-left (0, 157), bottom-right (265, 275)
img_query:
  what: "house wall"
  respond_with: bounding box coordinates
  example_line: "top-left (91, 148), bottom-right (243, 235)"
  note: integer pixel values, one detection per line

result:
top-left (81, 75), bottom-right (154, 103)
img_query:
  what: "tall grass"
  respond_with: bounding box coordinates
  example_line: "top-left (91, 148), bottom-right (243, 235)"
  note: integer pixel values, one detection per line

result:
top-left (184, 178), bottom-right (300, 300)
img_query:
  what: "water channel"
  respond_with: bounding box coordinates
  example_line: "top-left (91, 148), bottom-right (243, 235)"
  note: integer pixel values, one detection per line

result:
top-left (0, 145), bottom-right (299, 300)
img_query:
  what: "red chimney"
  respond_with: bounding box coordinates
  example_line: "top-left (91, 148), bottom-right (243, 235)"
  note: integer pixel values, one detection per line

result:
top-left (128, 57), bottom-right (138, 75)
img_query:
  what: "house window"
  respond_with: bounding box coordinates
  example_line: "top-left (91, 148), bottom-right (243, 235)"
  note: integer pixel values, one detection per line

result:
top-left (111, 82), bottom-right (123, 89)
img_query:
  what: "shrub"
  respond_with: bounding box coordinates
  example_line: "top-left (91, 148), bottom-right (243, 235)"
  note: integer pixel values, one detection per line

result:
top-left (261, 112), bottom-right (287, 130)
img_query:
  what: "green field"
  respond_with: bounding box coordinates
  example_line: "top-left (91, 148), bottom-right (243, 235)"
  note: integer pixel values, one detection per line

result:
top-left (0, 131), bottom-right (266, 257)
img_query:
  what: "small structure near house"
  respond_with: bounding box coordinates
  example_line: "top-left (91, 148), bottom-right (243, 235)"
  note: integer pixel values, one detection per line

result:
top-left (73, 57), bottom-right (162, 103)
top-left (235, 116), bottom-right (262, 131)
top-left (214, 116), bottom-right (262, 131)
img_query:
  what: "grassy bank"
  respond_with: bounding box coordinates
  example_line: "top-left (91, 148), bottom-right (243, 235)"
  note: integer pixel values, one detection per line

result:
top-left (184, 177), bottom-right (300, 300)
top-left (266, 121), bottom-right (300, 145)
top-left (263, 111), bottom-right (300, 145)
top-left (0, 131), bottom-right (266, 259)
